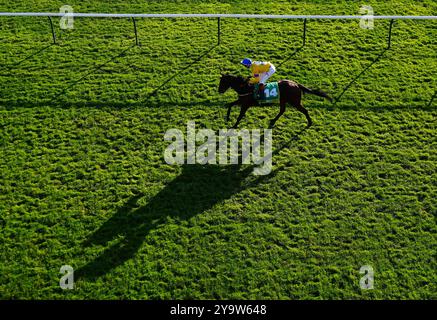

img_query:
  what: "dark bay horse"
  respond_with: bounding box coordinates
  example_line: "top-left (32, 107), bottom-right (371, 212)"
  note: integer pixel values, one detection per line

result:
top-left (218, 74), bottom-right (332, 128)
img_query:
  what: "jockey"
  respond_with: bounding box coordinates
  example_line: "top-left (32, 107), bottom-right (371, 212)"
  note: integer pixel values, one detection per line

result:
top-left (240, 58), bottom-right (276, 99)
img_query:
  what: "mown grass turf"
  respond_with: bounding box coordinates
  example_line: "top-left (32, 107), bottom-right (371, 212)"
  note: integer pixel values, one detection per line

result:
top-left (0, 1), bottom-right (436, 299)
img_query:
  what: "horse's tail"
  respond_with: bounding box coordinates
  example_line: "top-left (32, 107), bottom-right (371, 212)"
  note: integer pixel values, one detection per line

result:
top-left (298, 84), bottom-right (333, 102)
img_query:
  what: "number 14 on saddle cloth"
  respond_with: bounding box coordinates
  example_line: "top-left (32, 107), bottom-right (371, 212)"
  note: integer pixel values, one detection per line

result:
top-left (254, 82), bottom-right (280, 104)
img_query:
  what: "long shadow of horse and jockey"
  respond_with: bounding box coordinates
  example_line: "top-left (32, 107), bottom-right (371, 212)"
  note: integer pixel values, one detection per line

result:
top-left (76, 164), bottom-right (271, 280)
top-left (75, 126), bottom-right (305, 281)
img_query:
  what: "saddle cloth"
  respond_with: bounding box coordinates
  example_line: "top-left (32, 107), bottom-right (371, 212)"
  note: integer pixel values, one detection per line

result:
top-left (253, 82), bottom-right (280, 104)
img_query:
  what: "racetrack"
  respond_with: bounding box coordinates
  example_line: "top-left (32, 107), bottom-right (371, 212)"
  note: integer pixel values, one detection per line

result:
top-left (0, 0), bottom-right (436, 299)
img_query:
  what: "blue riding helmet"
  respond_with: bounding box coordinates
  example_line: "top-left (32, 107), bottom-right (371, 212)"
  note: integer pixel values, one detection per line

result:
top-left (241, 58), bottom-right (252, 67)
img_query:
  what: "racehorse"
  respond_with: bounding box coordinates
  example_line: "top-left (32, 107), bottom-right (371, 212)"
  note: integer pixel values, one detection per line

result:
top-left (218, 74), bottom-right (332, 128)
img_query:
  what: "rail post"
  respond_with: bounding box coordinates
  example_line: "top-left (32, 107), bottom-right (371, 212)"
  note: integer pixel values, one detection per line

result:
top-left (48, 16), bottom-right (56, 44)
top-left (302, 18), bottom-right (307, 46)
top-left (132, 17), bottom-right (139, 46)
top-left (218, 17), bottom-right (221, 45)
top-left (387, 19), bottom-right (394, 49)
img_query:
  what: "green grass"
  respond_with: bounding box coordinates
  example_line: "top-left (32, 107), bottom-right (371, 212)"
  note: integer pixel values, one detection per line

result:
top-left (0, 0), bottom-right (436, 299)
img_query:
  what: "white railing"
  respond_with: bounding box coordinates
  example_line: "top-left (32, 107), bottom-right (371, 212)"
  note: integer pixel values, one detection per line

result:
top-left (1, 13), bottom-right (435, 47)
top-left (0, 13), bottom-right (436, 19)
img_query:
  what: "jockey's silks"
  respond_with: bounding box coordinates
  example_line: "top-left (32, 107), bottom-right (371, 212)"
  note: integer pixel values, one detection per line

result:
top-left (249, 61), bottom-right (272, 84)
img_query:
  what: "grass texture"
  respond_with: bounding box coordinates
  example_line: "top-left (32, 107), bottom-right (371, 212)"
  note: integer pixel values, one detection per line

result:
top-left (0, 0), bottom-right (436, 299)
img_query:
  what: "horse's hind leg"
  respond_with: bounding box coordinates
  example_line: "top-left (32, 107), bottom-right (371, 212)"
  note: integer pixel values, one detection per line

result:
top-left (269, 102), bottom-right (286, 128)
top-left (295, 103), bottom-right (312, 128)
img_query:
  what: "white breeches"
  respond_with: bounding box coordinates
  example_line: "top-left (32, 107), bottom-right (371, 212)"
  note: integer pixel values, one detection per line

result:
top-left (259, 65), bottom-right (276, 84)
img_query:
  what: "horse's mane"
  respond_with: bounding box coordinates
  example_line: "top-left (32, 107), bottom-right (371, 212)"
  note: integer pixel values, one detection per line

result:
top-left (224, 74), bottom-right (249, 84)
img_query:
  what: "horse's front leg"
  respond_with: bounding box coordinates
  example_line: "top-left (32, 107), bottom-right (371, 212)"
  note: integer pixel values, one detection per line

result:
top-left (231, 105), bottom-right (249, 129)
top-left (225, 99), bottom-right (239, 122)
